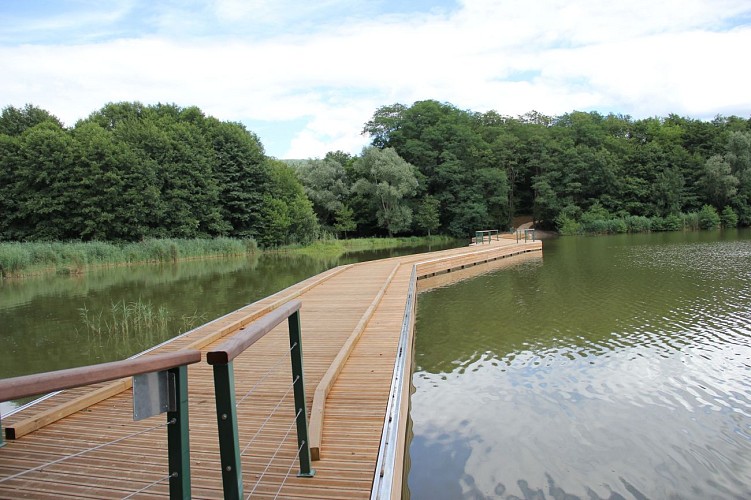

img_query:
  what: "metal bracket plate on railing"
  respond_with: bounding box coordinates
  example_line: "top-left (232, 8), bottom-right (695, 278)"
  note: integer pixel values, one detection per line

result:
top-left (133, 370), bottom-right (174, 421)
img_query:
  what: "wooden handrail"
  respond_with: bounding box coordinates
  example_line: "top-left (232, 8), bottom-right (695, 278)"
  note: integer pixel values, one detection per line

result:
top-left (207, 300), bottom-right (302, 365)
top-left (0, 350), bottom-right (202, 403)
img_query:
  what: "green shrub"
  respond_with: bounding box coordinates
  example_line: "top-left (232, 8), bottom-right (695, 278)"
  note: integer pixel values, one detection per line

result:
top-left (650, 216), bottom-right (666, 231)
top-left (556, 215), bottom-right (581, 235)
top-left (698, 205), bottom-right (721, 230)
top-left (652, 215), bottom-right (682, 232)
top-left (721, 206), bottom-right (738, 228)
top-left (625, 216), bottom-right (651, 233)
top-left (582, 219), bottom-right (610, 234)
top-left (663, 214), bottom-right (683, 231)
top-left (580, 202), bottom-right (612, 225)
top-left (607, 219), bottom-right (628, 234)
top-left (681, 212), bottom-right (700, 231)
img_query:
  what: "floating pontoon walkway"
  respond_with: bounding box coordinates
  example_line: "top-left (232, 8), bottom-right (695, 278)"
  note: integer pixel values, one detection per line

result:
top-left (0, 237), bottom-right (542, 499)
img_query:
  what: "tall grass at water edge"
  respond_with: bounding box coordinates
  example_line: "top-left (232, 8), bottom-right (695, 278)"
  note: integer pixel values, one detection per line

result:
top-left (0, 235), bottom-right (456, 278)
top-left (0, 238), bottom-right (258, 278)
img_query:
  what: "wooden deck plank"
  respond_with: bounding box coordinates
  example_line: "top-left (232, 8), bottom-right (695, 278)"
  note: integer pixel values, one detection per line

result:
top-left (0, 239), bottom-right (541, 499)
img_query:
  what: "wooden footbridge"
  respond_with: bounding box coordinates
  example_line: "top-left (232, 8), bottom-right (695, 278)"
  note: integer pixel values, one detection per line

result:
top-left (0, 237), bottom-right (542, 499)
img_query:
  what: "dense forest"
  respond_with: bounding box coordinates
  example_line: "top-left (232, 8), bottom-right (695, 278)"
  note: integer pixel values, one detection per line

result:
top-left (0, 103), bottom-right (317, 247)
top-left (1, 101), bottom-right (750, 245)
top-left (353, 101), bottom-right (751, 235)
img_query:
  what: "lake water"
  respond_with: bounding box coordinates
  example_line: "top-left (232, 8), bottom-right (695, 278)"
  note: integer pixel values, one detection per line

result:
top-left (407, 231), bottom-right (751, 499)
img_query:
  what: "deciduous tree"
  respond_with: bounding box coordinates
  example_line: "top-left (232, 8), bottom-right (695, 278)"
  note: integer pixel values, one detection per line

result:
top-left (352, 147), bottom-right (418, 236)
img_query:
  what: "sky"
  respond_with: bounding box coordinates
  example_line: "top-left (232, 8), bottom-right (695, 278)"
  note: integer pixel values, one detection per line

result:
top-left (1, 0), bottom-right (751, 159)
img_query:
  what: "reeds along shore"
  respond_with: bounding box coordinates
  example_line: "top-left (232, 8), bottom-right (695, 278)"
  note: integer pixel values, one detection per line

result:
top-left (0, 238), bottom-right (258, 278)
top-left (0, 235), bottom-right (457, 278)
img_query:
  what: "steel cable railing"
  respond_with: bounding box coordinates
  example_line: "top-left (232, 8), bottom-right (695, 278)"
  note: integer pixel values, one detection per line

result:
top-left (274, 437), bottom-right (307, 499)
top-left (122, 471), bottom-right (176, 499)
top-left (239, 375), bottom-right (298, 458)
top-left (235, 342), bottom-right (297, 408)
top-left (246, 407), bottom-right (303, 499)
top-left (0, 349), bottom-right (201, 499)
top-left (206, 299), bottom-right (315, 499)
top-left (0, 418), bottom-right (171, 486)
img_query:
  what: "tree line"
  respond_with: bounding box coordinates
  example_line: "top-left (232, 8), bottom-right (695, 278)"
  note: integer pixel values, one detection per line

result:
top-left (1, 101), bottom-right (750, 245)
top-left (0, 103), bottom-right (316, 246)
top-left (353, 101), bottom-right (751, 234)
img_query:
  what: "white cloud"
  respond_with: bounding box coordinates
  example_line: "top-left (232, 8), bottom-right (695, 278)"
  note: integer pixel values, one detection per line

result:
top-left (285, 98), bottom-right (378, 158)
top-left (1, 0), bottom-right (750, 157)
top-left (0, 2), bottom-right (137, 43)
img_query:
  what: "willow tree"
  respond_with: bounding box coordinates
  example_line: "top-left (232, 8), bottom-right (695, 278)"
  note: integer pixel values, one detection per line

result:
top-left (352, 147), bottom-right (418, 236)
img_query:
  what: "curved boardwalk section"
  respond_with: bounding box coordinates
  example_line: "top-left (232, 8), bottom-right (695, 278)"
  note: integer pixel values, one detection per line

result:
top-left (0, 238), bottom-right (541, 499)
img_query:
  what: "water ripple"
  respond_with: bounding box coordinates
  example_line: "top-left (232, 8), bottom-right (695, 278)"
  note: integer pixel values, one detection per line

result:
top-left (410, 234), bottom-right (751, 499)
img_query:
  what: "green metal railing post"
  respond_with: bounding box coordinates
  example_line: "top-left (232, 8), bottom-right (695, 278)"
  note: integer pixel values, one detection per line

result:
top-left (167, 365), bottom-right (191, 499)
top-left (0, 413), bottom-right (5, 448)
top-left (213, 361), bottom-right (243, 499)
top-left (287, 311), bottom-right (315, 477)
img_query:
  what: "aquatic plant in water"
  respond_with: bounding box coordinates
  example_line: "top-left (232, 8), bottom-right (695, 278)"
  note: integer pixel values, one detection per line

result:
top-left (77, 299), bottom-right (205, 340)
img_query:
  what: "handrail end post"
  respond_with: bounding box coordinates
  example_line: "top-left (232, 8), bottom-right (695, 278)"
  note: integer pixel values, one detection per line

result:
top-left (167, 364), bottom-right (191, 500)
top-left (212, 361), bottom-right (243, 498)
top-left (0, 412), bottom-right (5, 448)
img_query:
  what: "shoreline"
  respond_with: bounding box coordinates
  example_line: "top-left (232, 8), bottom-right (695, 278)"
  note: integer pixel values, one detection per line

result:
top-left (0, 235), bottom-right (458, 280)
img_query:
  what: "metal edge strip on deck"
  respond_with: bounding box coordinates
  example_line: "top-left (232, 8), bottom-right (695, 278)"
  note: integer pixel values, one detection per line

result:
top-left (370, 265), bottom-right (417, 500)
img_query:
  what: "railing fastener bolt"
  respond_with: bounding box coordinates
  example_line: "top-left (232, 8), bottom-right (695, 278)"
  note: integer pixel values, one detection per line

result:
top-left (225, 466), bottom-right (232, 472)
top-left (221, 413), bottom-right (227, 420)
